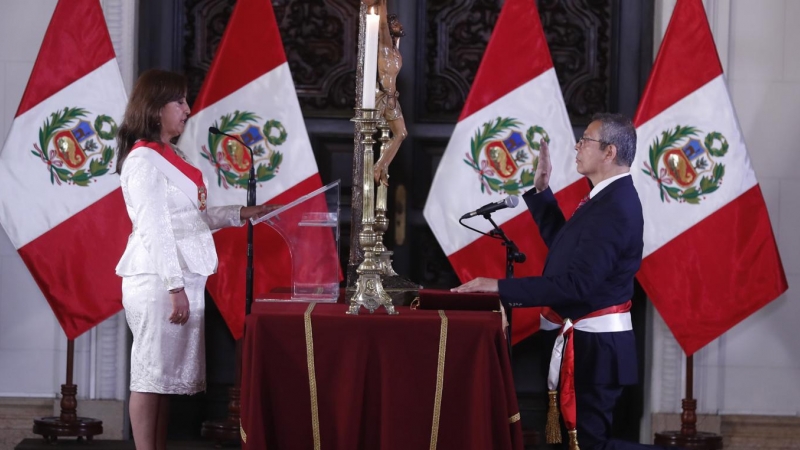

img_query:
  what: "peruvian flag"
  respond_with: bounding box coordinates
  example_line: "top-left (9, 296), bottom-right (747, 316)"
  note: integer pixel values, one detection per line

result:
top-left (632, 0), bottom-right (787, 355)
top-left (423, 0), bottom-right (589, 345)
top-left (0, 0), bottom-right (129, 339)
top-left (178, 0), bottom-right (322, 339)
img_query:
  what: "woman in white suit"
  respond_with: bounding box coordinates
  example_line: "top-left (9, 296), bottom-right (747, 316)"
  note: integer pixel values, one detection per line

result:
top-left (115, 69), bottom-right (272, 450)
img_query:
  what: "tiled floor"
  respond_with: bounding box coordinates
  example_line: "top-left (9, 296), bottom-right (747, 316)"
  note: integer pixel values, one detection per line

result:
top-left (0, 399), bottom-right (52, 450)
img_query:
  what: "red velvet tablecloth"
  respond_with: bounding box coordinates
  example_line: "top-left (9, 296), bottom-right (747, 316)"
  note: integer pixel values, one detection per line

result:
top-left (241, 302), bottom-right (523, 450)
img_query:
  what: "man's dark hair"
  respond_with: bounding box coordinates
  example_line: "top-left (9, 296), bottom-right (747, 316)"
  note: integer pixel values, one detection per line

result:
top-left (592, 113), bottom-right (636, 167)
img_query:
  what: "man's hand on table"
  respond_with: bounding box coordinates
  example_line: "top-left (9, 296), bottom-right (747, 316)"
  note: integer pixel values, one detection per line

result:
top-left (450, 277), bottom-right (499, 293)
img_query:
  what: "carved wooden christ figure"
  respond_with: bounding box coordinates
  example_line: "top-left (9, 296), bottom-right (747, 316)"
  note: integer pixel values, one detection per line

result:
top-left (370, 4), bottom-right (407, 186)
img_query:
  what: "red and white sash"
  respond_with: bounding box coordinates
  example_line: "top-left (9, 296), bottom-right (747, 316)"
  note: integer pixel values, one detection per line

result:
top-left (539, 301), bottom-right (632, 446)
top-left (129, 141), bottom-right (207, 211)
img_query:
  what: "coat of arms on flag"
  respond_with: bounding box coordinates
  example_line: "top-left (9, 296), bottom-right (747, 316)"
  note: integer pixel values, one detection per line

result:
top-left (642, 125), bottom-right (727, 204)
top-left (200, 111), bottom-right (286, 188)
top-left (464, 117), bottom-right (550, 195)
top-left (32, 107), bottom-right (117, 186)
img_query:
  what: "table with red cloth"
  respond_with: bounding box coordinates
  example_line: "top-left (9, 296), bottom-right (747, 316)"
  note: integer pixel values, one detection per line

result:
top-left (240, 302), bottom-right (523, 450)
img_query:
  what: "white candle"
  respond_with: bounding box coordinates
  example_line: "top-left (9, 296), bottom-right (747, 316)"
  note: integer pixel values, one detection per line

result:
top-left (361, 9), bottom-right (379, 109)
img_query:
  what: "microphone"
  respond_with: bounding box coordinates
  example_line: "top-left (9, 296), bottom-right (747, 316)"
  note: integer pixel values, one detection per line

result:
top-left (208, 126), bottom-right (252, 154)
top-left (460, 195), bottom-right (519, 219)
top-left (208, 128), bottom-right (256, 205)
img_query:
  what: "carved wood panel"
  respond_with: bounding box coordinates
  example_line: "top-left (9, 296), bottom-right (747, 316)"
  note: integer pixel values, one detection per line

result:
top-left (538, 0), bottom-right (612, 122)
top-left (419, 0), bottom-right (612, 123)
top-left (185, 0), bottom-right (612, 119)
top-left (184, 0), bottom-right (237, 103)
top-left (420, 0), bottom-right (502, 122)
top-left (184, 0), bottom-right (358, 117)
top-left (273, 0), bottom-right (359, 117)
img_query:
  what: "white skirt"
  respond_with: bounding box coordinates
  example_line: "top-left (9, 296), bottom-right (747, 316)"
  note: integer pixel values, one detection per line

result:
top-left (123, 272), bottom-right (207, 394)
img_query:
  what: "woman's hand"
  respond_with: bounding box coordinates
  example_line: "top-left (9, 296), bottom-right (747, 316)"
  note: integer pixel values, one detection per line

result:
top-left (240, 204), bottom-right (281, 221)
top-left (169, 289), bottom-right (190, 325)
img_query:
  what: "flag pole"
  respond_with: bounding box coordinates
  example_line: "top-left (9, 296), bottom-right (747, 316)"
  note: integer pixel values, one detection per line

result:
top-left (32, 339), bottom-right (103, 443)
top-left (653, 353), bottom-right (722, 448)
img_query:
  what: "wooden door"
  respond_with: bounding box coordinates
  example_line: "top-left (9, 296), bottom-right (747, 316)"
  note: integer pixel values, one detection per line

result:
top-left (138, 0), bottom-right (654, 444)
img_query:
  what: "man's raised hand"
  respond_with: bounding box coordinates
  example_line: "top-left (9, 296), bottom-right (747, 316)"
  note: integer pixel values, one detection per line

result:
top-left (534, 138), bottom-right (552, 193)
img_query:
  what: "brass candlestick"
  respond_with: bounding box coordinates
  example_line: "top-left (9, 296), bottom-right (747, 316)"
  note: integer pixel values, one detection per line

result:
top-left (374, 119), bottom-right (398, 277)
top-left (348, 108), bottom-right (397, 315)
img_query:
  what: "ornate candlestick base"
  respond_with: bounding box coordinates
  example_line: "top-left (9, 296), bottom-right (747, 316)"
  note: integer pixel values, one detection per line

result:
top-left (349, 257), bottom-right (397, 315)
top-left (348, 226), bottom-right (397, 315)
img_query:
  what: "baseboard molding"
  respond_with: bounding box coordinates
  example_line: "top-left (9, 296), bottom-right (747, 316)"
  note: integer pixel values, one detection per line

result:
top-left (722, 415), bottom-right (800, 450)
top-left (0, 397), bottom-right (126, 448)
top-left (0, 398), bottom-right (51, 450)
top-left (652, 413), bottom-right (800, 449)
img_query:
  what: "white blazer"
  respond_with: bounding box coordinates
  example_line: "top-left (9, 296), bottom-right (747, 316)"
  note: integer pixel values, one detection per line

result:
top-left (115, 145), bottom-right (242, 290)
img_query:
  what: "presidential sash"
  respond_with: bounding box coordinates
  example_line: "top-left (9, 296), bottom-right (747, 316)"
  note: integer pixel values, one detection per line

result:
top-left (130, 140), bottom-right (207, 211)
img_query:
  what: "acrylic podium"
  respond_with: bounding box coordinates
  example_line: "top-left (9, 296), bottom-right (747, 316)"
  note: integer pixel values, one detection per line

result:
top-left (252, 180), bottom-right (341, 302)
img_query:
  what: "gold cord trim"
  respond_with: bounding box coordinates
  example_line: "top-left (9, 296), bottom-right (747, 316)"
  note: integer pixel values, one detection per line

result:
top-left (509, 413), bottom-right (521, 424)
top-left (429, 310), bottom-right (448, 450)
top-left (239, 418), bottom-right (247, 443)
top-left (304, 303), bottom-right (321, 450)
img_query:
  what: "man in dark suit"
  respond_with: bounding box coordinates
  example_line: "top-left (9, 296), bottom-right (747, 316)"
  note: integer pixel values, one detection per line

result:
top-left (454, 113), bottom-right (672, 450)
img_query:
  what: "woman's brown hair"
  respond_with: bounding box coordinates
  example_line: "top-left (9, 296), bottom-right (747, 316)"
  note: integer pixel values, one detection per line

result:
top-left (116, 69), bottom-right (187, 173)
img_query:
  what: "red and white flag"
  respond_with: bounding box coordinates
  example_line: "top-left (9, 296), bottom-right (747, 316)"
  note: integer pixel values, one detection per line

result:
top-left (423, 0), bottom-right (589, 345)
top-left (178, 0), bottom-right (322, 338)
top-left (633, 0), bottom-right (787, 355)
top-left (0, 0), bottom-right (129, 339)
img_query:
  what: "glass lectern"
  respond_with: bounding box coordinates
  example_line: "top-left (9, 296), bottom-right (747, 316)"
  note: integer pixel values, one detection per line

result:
top-left (252, 180), bottom-right (341, 302)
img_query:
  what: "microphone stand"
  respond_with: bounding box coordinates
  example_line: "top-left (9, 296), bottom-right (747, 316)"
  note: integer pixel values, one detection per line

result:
top-left (202, 128), bottom-right (256, 445)
top-left (483, 213), bottom-right (525, 356)
top-left (245, 152), bottom-right (256, 315)
top-left (208, 128), bottom-right (257, 313)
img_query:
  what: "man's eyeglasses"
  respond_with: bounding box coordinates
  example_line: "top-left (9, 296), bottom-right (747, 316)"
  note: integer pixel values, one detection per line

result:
top-left (578, 136), bottom-right (608, 147)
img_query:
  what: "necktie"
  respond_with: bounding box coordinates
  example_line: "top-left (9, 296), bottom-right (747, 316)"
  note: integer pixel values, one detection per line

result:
top-left (571, 195), bottom-right (589, 218)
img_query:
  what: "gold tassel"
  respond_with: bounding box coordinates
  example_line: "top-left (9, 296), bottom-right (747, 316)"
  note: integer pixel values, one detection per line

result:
top-left (568, 429), bottom-right (579, 450)
top-left (545, 390), bottom-right (561, 444)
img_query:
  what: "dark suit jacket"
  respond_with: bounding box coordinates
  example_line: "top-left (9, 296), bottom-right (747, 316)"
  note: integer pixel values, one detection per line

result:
top-left (498, 175), bottom-right (643, 385)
